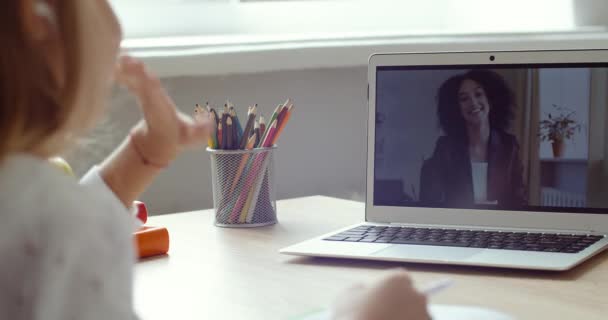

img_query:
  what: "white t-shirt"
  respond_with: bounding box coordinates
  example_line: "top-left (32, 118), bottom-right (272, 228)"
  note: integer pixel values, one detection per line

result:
top-left (471, 161), bottom-right (489, 204)
top-left (0, 154), bottom-right (136, 320)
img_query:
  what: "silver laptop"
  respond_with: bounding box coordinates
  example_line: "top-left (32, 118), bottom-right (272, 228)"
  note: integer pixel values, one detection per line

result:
top-left (281, 50), bottom-right (608, 271)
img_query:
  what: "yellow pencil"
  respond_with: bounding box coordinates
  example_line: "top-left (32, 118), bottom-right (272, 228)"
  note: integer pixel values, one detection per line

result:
top-left (239, 187), bottom-right (254, 223)
top-left (229, 134), bottom-right (257, 193)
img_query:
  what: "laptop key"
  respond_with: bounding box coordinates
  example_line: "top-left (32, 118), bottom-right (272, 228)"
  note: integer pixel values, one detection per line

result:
top-left (374, 239), bottom-right (392, 243)
top-left (324, 236), bottom-right (347, 241)
top-left (344, 237), bottom-right (363, 242)
top-left (469, 242), bottom-right (487, 248)
top-left (338, 232), bottom-right (366, 237)
top-left (389, 239), bottom-right (469, 247)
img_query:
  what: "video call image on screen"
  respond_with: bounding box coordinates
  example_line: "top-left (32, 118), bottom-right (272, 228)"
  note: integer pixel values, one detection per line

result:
top-left (374, 64), bottom-right (608, 214)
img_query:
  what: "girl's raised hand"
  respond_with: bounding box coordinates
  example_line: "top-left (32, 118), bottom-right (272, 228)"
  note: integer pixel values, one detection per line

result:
top-left (115, 55), bottom-right (211, 166)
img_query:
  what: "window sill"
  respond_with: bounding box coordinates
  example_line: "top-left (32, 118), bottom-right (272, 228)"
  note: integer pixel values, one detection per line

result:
top-left (124, 29), bottom-right (608, 78)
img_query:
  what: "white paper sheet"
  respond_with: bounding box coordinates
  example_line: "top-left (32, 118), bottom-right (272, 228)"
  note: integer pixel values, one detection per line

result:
top-left (297, 304), bottom-right (514, 320)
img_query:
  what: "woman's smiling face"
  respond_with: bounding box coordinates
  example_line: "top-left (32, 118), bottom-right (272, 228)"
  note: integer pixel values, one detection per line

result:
top-left (457, 78), bottom-right (490, 126)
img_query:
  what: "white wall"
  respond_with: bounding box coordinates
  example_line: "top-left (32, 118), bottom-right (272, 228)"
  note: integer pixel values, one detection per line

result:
top-left (67, 67), bottom-right (368, 215)
top-left (538, 68), bottom-right (590, 159)
top-left (375, 69), bottom-right (464, 199)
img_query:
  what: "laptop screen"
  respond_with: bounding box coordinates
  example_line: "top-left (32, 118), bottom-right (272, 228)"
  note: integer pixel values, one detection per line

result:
top-left (374, 63), bottom-right (608, 214)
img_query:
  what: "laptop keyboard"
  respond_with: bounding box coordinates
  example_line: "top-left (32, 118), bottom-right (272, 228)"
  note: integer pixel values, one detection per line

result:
top-left (324, 225), bottom-right (605, 253)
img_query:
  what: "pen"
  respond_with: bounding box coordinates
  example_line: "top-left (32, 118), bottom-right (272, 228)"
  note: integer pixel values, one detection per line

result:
top-left (421, 278), bottom-right (454, 296)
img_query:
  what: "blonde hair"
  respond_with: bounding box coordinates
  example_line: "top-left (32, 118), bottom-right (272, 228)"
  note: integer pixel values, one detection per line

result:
top-left (0, 2), bottom-right (82, 161)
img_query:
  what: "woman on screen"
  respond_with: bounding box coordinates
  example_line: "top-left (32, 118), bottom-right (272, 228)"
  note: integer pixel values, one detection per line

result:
top-left (420, 70), bottom-right (527, 208)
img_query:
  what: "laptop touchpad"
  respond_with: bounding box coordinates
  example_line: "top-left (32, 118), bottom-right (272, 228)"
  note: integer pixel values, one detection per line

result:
top-left (372, 245), bottom-right (482, 261)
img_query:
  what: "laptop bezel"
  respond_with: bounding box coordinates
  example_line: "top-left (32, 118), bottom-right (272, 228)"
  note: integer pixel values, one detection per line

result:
top-left (366, 50), bottom-right (608, 233)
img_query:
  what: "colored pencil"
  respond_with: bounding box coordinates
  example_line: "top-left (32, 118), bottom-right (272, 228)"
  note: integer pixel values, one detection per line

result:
top-left (194, 104), bottom-right (215, 148)
top-left (227, 141), bottom-right (268, 222)
top-left (253, 121), bottom-right (261, 147)
top-left (210, 108), bottom-right (219, 127)
top-left (217, 122), bottom-right (223, 149)
top-left (220, 109), bottom-right (229, 149)
top-left (229, 134), bottom-right (257, 193)
top-left (232, 116), bottom-right (239, 149)
top-left (209, 111), bottom-right (218, 149)
top-left (272, 105), bottom-right (293, 145)
top-left (258, 101), bottom-right (286, 147)
top-left (239, 105), bottom-right (257, 149)
top-left (261, 120), bottom-right (278, 148)
top-left (245, 154), bottom-right (272, 223)
top-left (230, 107), bottom-right (243, 145)
top-left (259, 115), bottom-right (266, 138)
top-left (239, 186), bottom-right (255, 223)
top-left (226, 117), bottom-right (233, 150)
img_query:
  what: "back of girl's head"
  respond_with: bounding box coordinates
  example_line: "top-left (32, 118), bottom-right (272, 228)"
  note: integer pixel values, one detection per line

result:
top-left (436, 69), bottom-right (515, 138)
top-left (0, 1), bottom-right (82, 162)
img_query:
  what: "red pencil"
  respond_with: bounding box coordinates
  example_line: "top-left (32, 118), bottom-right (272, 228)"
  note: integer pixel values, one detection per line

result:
top-left (275, 105), bottom-right (289, 127)
top-left (261, 120), bottom-right (278, 148)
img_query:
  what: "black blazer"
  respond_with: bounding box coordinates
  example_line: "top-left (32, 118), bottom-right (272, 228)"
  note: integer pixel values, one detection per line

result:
top-left (419, 130), bottom-right (527, 208)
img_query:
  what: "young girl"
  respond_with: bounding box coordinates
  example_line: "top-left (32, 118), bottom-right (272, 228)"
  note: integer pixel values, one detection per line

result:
top-left (0, 1), bottom-right (429, 319)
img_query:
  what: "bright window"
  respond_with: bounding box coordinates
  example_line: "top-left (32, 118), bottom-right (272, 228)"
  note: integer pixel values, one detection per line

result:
top-left (112, 0), bottom-right (578, 42)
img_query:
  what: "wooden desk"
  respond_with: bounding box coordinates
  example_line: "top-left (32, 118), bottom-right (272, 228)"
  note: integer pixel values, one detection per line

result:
top-left (135, 196), bottom-right (608, 320)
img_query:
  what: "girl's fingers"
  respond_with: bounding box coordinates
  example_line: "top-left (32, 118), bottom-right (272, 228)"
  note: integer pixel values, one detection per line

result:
top-left (117, 55), bottom-right (211, 154)
top-left (115, 55), bottom-right (146, 92)
top-left (116, 55), bottom-right (178, 131)
top-left (180, 118), bottom-right (212, 148)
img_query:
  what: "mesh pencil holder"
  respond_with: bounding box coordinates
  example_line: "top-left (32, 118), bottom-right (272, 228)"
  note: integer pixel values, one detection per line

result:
top-left (208, 146), bottom-right (277, 227)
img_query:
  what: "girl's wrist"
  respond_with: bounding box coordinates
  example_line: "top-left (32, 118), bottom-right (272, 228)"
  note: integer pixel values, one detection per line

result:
top-left (99, 136), bottom-right (165, 207)
top-left (128, 131), bottom-right (171, 169)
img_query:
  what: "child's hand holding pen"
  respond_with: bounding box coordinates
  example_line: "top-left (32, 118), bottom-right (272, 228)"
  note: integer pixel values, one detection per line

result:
top-left (330, 270), bottom-right (440, 320)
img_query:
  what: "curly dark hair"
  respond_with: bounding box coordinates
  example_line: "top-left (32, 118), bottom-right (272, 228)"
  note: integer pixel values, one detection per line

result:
top-left (436, 70), bottom-right (515, 139)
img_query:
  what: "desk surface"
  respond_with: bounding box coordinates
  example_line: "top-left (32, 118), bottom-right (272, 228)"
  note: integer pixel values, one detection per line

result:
top-left (135, 196), bottom-right (608, 320)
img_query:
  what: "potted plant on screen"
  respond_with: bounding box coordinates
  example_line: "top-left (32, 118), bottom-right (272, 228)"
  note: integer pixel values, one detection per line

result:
top-left (539, 104), bottom-right (582, 158)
